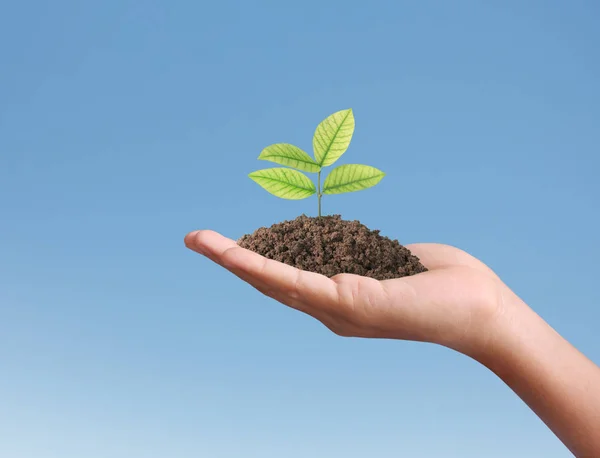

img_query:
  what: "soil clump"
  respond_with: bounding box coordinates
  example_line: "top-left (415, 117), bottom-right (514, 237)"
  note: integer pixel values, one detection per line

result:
top-left (237, 214), bottom-right (427, 280)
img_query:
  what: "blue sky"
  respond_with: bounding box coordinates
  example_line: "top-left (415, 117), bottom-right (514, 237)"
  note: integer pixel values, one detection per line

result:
top-left (1, 1), bottom-right (598, 456)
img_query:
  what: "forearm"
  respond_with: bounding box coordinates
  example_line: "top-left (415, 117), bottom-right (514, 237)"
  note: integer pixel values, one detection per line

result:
top-left (473, 296), bottom-right (600, 457)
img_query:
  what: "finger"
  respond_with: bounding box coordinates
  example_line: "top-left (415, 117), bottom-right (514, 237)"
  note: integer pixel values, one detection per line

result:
top-left (185, 230), bottom-right (339, 312)
top-left (185, 230), bottom-right (283, 297)
top-left (405, 243), bottom-right (499, 279)
top-left (185, 229), bottom-right (238, 263)
top-left (185, 230), bottom-right (276, 293)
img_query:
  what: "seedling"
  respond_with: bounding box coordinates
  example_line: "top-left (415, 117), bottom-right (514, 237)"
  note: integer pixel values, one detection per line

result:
top-left (248, 108), bottom-right (385, 217)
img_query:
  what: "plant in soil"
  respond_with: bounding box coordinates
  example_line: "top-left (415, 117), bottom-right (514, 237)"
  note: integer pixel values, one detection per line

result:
top-left (240, 108), bottom-right (427, 280)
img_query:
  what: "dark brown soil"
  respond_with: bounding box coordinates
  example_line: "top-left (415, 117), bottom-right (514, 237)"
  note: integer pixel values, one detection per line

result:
top-left (237, 214), bottom-right (427, 280)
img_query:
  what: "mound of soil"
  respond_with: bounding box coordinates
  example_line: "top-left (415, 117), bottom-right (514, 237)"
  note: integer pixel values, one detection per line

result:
top-left (237, 214), bottom-right (427, 280)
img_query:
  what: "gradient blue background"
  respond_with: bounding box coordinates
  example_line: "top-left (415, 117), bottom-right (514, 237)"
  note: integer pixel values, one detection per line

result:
top-left (1, 1), bottom-right (598, 456)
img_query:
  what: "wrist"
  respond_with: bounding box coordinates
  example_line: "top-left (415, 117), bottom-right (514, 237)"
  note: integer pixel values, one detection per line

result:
top-left (463, 290), bottom-right (540, 372)
top-left (450, 287), bottom-right (533, 367)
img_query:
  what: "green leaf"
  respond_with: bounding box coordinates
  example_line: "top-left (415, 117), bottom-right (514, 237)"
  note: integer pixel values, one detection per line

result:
top-left (313, 108), bottom-right (355, 167)
top-left (322, 164), bottom-right (385, 195)
top-left (249, 167), bottom-right (316, 200)
top-left (258, 143), bottom-right (321, 172)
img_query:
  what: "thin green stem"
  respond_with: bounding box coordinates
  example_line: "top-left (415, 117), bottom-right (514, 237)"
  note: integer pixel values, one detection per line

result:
top-left (317, 170), bottom-right (322, 217)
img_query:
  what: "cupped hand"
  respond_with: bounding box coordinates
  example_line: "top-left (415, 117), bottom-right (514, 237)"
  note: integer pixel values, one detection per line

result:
top-left (184, 230), bottom-right (511, 356)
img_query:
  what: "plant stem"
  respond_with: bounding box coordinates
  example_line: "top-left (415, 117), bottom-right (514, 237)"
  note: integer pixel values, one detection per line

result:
top-left (317, 170), bottom-right (322, 217)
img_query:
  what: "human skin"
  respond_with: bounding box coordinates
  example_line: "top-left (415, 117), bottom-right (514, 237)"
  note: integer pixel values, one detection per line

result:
top-left (184, 230), bottom-right (600, 457)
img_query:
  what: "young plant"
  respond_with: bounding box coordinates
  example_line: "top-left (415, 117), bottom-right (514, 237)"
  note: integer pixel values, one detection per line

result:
top-left (248, 108), bottom-right (385, 217)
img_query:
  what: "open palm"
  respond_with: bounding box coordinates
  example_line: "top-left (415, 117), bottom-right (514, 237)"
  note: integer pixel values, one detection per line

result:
top-left (185, 230), bottom-right (508, 353)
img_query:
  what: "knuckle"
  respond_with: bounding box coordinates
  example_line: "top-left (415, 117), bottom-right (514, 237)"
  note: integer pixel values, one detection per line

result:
top-left (331, 275), bottom-right (358, 313)
top-left (193, 230), bottom-right (216, 249)
top-left (220, 246), bottom-right (242, 267)
top-left (288, 271), bottom-right (302, 302)
top-left (257, 256), bottom-right (270, 275)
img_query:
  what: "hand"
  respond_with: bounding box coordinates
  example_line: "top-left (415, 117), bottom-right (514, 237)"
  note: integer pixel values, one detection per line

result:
top-left (184, 229), bottom-right (510, 356)
top-left (185, 229), bottom-right (600, 456)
